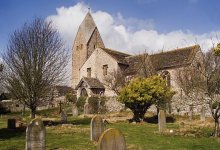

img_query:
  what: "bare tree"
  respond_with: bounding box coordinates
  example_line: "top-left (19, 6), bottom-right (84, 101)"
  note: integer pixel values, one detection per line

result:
top-left (0, 64), bottom-right (5, 94)
top-left (136, 53), bottom-right (156, 78)
top-left (3, 18), bottom-right (68, 118)
top-left (176, 49), bottom-right (220, 137)
top-left (176, 65), bottom-right (206, 107)
top-left (103, 70), bottom-right (126, 95)
top-left (203, 50), bottom-right (220, 137)
top-left (103, 53), bottom-right (155, 95)
top-left (0, 64), bottom-right (3, 82)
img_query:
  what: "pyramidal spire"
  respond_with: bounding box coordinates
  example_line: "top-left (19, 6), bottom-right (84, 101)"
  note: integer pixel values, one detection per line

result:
top-left (79, 11), bottom-right (97, 43)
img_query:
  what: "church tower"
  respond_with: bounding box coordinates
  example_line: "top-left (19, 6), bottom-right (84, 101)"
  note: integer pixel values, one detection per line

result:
top-left (72, 12), bottom-right (105, 89)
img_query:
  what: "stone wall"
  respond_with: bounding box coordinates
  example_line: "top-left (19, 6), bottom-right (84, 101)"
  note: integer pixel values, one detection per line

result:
top-left (105, 97), bottom-right (125, 112)
top-left (79, 48), bottom-right (118, 97)
top-left (157, 49), bottom-right (207, 115)
top-left (0, 100), bottom-right (24, 112)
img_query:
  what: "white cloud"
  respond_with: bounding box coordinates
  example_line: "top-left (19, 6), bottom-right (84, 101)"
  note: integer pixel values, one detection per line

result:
top-left (46, 2), bottom-right (220, 55)
top-left (115, 12), bottom-right (155, 31)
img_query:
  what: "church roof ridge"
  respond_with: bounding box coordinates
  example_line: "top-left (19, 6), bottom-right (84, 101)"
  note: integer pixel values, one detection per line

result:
top-left (100, 47), bottom-right (131, 64)
top-left (149, 44), bottom-right (200, 70)
top-left (76, 77), bottom-right (105, 89)
top-left (151, 44), bottom-right (200, 56)
top-left (126, 53), bottom-right (148, 58)
top-left (100, 47), bottom-right (131, 56)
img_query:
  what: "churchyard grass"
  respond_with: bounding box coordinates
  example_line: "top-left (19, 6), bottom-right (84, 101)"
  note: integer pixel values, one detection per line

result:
top-left (0, 109), bottom-right (220, 149)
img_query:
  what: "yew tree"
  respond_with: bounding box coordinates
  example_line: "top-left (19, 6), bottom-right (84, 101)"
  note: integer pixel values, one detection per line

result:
top-left (214, 43), bottom-right (220, 56)
top-left (118, 76), bottom-right (175, 122)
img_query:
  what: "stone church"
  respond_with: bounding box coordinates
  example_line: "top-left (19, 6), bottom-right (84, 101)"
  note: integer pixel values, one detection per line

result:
top-left (72, 12), bottom-right (204, 114)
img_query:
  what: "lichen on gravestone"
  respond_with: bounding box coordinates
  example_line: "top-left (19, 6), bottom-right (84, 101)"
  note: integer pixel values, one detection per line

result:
top-left (84, 102), bottom-right (90, 114)
top-left (26, 118), bottom-right (45, 150)
top-left (72, 104), bottom-right (78, 117)
top-left (97, 128), bottom-right (126, 150)
top-left (60, 109), bottom-right (67, 123)
top-left (158, 109), bottom-right (166, 132)
top-left (90, 115), bottom-right (105, 142)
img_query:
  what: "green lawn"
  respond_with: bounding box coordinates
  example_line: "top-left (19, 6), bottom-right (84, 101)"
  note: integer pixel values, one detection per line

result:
top-left (0, 110), bottom-right (220, 150)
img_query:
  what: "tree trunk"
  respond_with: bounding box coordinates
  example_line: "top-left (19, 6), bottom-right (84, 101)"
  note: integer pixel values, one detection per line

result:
top-left (132, 109), bottom-right (146, 122)
top-left (22, 105), bottom-right (25, 116)
top-left (31, 108), bottom-right (36, 119)
top-left (214, 118), bottom-right (219, 137)
top-left (157, 107), bottom-right (159, 115)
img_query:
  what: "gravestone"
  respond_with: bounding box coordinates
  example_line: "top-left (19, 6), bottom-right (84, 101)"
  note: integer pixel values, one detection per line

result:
top-left (16, 118), bottom-right (23, 128)
top-left (60, 110), bottom-right (67, 123)
top-left (158, 109), bottom-right (166, 132)
top-left (200, 106), bottom-right (205, 121)
top-left (7, 119), bottom-right (16, 129)
top-left (84, 102), bottom-right (90, 114)
top-left (26, 118), bottom-right (45, 150)
top-left (72, 104), bottom-right (78, 117)
top-left (97, 128), bottom-right (126, 150)
top-left (189, 105), bottom-right (193, 121)
top-left (90, 115), bottom-right (104, 141)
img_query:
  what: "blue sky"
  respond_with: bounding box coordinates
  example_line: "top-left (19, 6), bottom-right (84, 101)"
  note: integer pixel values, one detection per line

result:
top-left (1, 0), bottom-right (220, 54)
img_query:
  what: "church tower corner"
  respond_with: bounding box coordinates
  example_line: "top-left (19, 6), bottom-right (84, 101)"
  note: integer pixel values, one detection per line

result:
top-left (72, 12), bottom-right (105, 89)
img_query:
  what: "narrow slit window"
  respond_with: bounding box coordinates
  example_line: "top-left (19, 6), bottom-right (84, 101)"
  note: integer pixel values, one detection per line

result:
top-left (103, 65), bottom-right (108, 76)
top-left (87, 68), bottom-right (91, 78)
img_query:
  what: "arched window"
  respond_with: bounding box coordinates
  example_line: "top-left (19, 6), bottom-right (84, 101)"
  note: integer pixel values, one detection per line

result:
top-left (80, 88), bottom-right (88, 97)
top-left (161, 71), bottom-right (171, 87)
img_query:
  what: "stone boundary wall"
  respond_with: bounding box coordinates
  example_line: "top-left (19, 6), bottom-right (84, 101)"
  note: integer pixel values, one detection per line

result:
top-left (105, 97), bottom-right (125, 112)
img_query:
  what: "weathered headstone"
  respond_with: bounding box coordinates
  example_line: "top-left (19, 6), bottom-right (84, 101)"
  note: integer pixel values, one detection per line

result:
top-left (72, 104), bottom-right (78, 117)
top-left (200, 106), bottom-right (205, 121)
top-left (90, 115), bottom-right (104, 141)
top-left (59, 101), bottom-right (63, 114)
top-left (189, 105), bottom-right (193, 121)
top-left (26, 118), bottom-right (45, 150)
top-left (7, 119), bottom-right (16, 129)
top-left (84, 102), bottom-right (90, 114)
top-left (158, 109), bottom-right (166, 132)
top-left (97, 128), bottom-right (126, 150)
top-left (16, 118), bottom-right (23, 128)
top-left (60, 110), bottom-right (67, 123)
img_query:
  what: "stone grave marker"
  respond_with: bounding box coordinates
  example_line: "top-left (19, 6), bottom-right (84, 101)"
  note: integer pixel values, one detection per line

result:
top-left (189, 105), bottom-right (193, 121)
top-left (158, 109), bottom-right (166, 132)
top-left (90, 115), bottom-right (104, 141)
top-left (7, 119), bottom-right (16, 129)
top-left (72, 104), bottom-right (78, 117)
top-left (15, 118), bottom-right (23, 128)
top-left (200, 106), bottom-right (205, 121)
top-left (84, 102), bottom-right (90, 114)
top-left (97, 128), bottom-right (126, 150)
top-left (60, 110), bottom-right (67, 123)
top-left (26, 118), bottom-right (45, 150)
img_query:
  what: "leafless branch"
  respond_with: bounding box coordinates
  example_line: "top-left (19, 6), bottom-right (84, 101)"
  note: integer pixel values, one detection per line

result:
top-left (2, 18), bottom-right (68, 118)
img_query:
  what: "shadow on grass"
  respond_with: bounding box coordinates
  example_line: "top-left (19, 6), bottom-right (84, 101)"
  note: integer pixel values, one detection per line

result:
top-left (69, 117), bottom-right (91, 125)
top-left (43, 118), bottom-right (91, 126)
top-left (144, 115), bottom-right (175, 124)
top-left (0, 127), bottom-right (26, 140)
